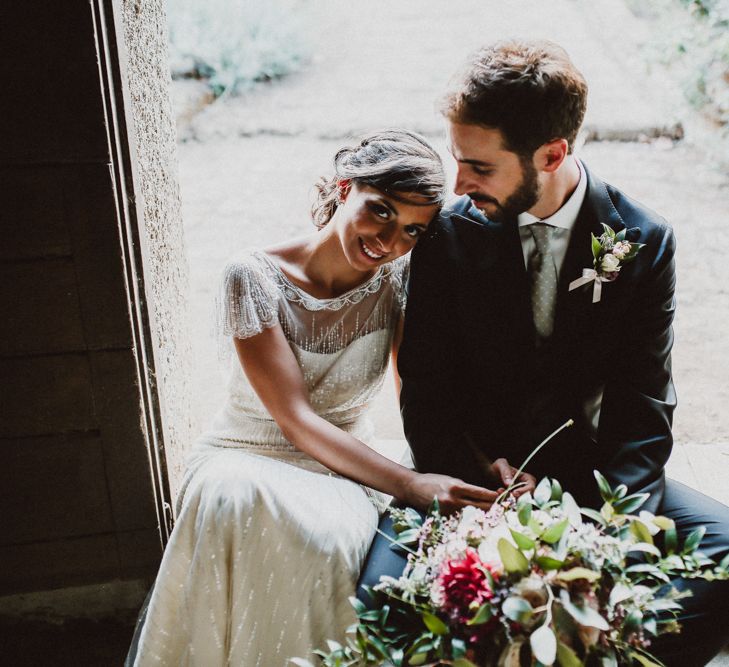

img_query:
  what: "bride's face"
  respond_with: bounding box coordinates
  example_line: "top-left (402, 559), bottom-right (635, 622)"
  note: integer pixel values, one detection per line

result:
top-left (334, 183), bottom-right (439, 271)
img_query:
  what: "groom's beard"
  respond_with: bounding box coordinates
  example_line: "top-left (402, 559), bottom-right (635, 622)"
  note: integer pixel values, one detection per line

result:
top-left (470, 158), bottom-right (540, 223)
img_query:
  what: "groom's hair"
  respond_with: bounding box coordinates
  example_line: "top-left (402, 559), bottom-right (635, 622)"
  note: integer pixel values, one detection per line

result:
top-left (441, 39), bottom-right (588, 157)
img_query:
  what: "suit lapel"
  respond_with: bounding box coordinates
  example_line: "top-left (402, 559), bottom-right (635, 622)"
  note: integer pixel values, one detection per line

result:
top-left (450, 208), bottom-right (535, 357)
top-left (554, 165), bottom-right (627, 344)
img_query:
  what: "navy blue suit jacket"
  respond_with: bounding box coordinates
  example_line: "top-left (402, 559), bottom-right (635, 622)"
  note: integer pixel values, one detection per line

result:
top-left (398, 164), bottom-right (677, 512)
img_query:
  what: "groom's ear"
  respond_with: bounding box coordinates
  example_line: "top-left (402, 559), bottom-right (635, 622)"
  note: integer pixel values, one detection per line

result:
top-left (537, 138), bottom-right (569, 173)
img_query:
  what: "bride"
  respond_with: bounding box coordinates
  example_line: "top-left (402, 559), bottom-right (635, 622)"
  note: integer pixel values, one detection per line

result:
top-left (128, 129), bottom-right (520, 666)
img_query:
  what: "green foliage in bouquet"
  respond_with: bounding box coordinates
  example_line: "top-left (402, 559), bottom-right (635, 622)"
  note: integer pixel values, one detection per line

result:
top-left (299, 471), bottom-right (729, 667)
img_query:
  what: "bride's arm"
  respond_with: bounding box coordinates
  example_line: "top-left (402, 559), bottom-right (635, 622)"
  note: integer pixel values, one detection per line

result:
top-left (233, 324), bottom-right (499, 512)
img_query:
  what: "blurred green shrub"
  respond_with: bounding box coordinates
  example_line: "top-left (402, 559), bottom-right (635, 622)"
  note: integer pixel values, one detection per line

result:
top-left (167, 0), bottom-right (310, 97)
top-left (633, 0), bottom-right (729, 132)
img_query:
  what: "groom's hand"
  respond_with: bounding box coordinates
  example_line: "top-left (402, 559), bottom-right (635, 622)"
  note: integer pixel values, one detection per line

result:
top-left (490, 458), bottom-right (537, 499)
top-left (401, 473), bottom-right (501, 514)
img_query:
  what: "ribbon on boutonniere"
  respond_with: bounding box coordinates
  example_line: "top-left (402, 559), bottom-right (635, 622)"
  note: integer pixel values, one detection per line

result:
top-left (569, 224), bottom-right (644, 303)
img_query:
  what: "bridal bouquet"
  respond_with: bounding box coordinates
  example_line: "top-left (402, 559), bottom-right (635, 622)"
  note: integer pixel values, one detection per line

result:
top-left (301, 468), bottom-right (729, 667)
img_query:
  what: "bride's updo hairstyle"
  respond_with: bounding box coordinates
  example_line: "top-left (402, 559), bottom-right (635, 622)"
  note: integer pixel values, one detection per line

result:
top-left (311, 129), bottom-right (447, 229)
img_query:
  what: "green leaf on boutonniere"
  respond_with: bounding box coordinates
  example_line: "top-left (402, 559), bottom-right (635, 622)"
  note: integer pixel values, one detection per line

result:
top-left (591, 233), bottom-right (603, 260)
top-left (623, 242), bottom-right (645, 262)
top-left (601, 223), bottom-right (616, 239)
top-left (615, 228), bottom-right (627, 242)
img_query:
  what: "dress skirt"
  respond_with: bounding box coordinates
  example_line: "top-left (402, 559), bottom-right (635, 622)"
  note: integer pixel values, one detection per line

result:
top-left (130, 446), bottom-right (380, 666)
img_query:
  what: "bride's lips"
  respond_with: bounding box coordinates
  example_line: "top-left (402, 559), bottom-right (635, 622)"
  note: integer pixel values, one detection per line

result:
top-left (359, 237), bottom-right (386, 262)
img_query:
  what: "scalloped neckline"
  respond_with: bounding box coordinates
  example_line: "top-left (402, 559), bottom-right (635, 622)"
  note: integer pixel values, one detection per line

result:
top-left (254, 249), bottom-right (388, 304)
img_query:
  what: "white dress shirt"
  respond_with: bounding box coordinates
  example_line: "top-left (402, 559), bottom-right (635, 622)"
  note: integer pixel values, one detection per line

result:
top-left (517, 158), bottom-right (587, 278)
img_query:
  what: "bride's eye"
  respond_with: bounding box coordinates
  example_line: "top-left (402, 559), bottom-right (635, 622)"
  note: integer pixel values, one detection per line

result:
top-left (404, 225), bottom-right (424, 238)
top-left (370, 203), bottom-right (390, 220)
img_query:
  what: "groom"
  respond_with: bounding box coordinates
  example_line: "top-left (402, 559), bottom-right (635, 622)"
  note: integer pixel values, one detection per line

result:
top-left (360, 40), bottom-right (729, 665)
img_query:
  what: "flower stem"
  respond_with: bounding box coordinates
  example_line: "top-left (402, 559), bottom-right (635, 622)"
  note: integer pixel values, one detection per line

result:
top-left (495, 418), bottom-right (574, 505)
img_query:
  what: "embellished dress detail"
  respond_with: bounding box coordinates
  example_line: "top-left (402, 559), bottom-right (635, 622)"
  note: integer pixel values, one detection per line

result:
top-left (131, 249), bottom-right (409, 666)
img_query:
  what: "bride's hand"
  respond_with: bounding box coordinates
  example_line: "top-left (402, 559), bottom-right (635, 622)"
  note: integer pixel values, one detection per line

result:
top-left (489, 458), bottom-right (537, 499)
top-left (401, 473), bottom-right (501, 514)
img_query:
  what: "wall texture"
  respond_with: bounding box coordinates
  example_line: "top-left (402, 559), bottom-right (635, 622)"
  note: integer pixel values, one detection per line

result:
top-left (119, 0), bottom-right (196, 501)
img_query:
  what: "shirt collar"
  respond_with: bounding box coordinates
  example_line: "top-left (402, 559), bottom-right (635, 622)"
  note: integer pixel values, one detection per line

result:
top-left (517, 158), bottom-right (587, 230)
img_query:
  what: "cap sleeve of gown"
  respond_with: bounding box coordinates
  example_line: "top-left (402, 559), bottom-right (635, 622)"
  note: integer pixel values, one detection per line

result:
top-left (215, 252), bottom-right (280, 340)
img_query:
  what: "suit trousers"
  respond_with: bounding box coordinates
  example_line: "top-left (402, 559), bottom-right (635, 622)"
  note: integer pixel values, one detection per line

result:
top-left (357, 479), bottom-right (729, 667)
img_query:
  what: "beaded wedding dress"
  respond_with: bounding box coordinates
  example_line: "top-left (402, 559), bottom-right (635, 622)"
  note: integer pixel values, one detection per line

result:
top-left (129, 248), bottom-right (408, 666)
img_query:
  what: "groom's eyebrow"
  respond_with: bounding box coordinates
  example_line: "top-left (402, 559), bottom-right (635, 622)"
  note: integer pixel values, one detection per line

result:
top-left (459, 158), bottom-right (496, 167)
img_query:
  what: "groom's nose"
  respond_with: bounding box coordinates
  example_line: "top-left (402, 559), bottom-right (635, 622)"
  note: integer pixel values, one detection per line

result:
top-left (453, 166), bottom-right (472, 196)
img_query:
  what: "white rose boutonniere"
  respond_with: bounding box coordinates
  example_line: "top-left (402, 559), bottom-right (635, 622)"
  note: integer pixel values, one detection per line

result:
top-left (569, 224), bottom-right (645, 302)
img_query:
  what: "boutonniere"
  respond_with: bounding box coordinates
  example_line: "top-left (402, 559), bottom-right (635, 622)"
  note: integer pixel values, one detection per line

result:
top-left (569, 224), bottom-right (644, 302)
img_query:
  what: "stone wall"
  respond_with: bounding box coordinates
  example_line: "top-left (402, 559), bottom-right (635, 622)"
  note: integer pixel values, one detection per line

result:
top-left (119, 0), bottom-right (195, 501)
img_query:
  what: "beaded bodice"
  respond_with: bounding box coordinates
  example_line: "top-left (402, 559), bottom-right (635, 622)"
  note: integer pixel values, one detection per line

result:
top-left (197, 249), bottom-right (408, 459)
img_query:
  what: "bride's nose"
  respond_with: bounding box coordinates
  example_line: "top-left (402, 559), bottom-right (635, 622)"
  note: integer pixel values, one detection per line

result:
top-left (375, 224), bottom-right (397, 252)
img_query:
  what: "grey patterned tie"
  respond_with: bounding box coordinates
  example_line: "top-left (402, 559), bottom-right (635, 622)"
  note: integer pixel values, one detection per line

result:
top-left (528, 223), bottom-right (557, 340)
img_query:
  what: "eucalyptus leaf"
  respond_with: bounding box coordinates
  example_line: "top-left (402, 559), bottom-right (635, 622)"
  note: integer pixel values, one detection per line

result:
top-left (349, 596), bottom-right (366, 615)
top-left (613, 493), bottom-right (650, 515)
top-left (408, 652), bottom-right (428, 666)
top-left (630, 520), bottom-right (654, 545)
top-left (498, 537), bottom-right (530, 574)
top-left (467, 603), bottom-right (493, 625)
top-left (422, 611), bottom-right (448, 636)
top-left (562, 492), bottom-right (582, 527)
top-left (613, 483), bottom-right (628, 499)
top-left (518, 500), bottom-right (533, 527)
top-left (510, 528), bottom-right (536, 551)
top-left (502, 596), bottom-right (534, 623)
top-left (593, 470), bottom-right (613, 502)
top-left (630, 649), bottom-right (665, 667)
top-left (651, 515), bottom-right (675, 531)
top-left (535, 477), bottom-right (553, 506)
top-left (451, 637), bottom-right (467, 658)
top-left (453, 659), bottom-right (479, 667)
top-left (627, 542), bottom-right (662, 558)
top-left (665, 525), bottom-right (678, 554)
top-left (683, 526), bottom-right (706, 554)
top-left (559, 589), bottom-right (609, 630)
top-left (601, 223), bottom-right (616, 239)
top-left (530, 623), bottom-right (557, 665)
top-left (625, 564), bottom-right (671, 583)
top-left (556, 641), bottom-right (582, 667)
top-left (557, 567), bottom-right (601, 582)
top-left (550, 478), bottom-right (563, 502)
top-left (535, 555), bottom-right (565, 570)
top-left (580, 507), bottom-right (608, 527)
top-left (623, 609), bottom-right (643, 632)
top-left (395, 528), bottom-right (421, 545)
top-left (609, 582), bottom-right (632, 606)
top-left (541, 518), bottom-right (570, 544)
top-left (615, 228), bottom-right (627, 242)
